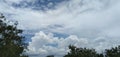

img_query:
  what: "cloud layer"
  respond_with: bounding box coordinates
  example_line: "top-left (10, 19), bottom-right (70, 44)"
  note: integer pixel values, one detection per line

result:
top-left (1, 0), bottom-right (120, 57)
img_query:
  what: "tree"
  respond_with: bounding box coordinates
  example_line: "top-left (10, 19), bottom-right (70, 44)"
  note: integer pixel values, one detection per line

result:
top-left (105, 45), bottom-right (120, 57)
top-left (46, 55), bottom-right (54, 57)
top-left (64, 45), bottom-right (98, 57)
top-left (97, 53), bottom-right (104, 57)
top-left (0, 14), bottom-right (28, 57)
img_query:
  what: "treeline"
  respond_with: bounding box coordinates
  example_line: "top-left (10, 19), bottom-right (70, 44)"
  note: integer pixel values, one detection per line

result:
top-left (64, 45), bottom-right (120, 57)
top-left (47, 45), bottom-right (120, 57)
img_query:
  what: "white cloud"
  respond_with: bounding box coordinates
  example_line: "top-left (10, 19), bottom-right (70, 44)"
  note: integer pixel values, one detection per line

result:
top-left (27, 31), bottom-right (89, 57)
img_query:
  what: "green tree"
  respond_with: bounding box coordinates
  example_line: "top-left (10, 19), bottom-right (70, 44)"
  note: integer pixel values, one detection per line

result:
top-left (46, 55), bottom-right (54, 57)
top-left (97, 53), bottom-right (104, 57)
top-left (105, 45), bottom-right (120, 57)
top-left (0, 14), bottom-right (28, 57)
top-left (64, 45), bottom-right (98, 57)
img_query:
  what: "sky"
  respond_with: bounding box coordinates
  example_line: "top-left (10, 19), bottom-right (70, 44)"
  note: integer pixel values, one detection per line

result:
top-left (0, 0), bottom-right (120, 57)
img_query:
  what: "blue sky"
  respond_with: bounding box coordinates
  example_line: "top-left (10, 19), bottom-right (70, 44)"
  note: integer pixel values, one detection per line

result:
top-left (1, 0), bottom-right (120, 57)
top-left (10, 0), bottom-right (67, 10)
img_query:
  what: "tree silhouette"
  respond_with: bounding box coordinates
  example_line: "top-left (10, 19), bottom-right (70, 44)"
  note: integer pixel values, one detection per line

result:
top-left (64, 45), bottom-right (120, 57)
top-left (46, 55), bottom-right (54, 57)
top-left (105, 45), bottom-right (120, 57)
top-left (97, 53), bottom-right (104, 57)
top-left (0, 14), bottom-right (28, 57)
top-left (64, 45), bottom-right (98, 57)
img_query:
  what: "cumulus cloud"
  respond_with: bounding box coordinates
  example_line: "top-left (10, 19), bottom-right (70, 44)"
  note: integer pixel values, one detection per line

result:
top-left (27, 31), bottom-right (89, 57)
top-left (1, 0), bottom-right (120, 57)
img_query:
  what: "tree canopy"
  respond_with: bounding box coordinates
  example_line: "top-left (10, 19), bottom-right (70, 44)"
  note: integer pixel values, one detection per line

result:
top-left (64, 45), bottom-right (120, 57)
top-left (105, 45), bottom-right (120, 57)
top-left (64, 45), bottom-right (98, 57)
top-left (0, 14), bottom-right (28, 57)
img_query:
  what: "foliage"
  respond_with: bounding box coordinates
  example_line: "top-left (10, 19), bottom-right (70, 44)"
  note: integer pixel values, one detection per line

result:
top-left (64, 45), bottom-right (120, 57)
top-left (105, 45), bottom-right (120, 57)
top-left (0, 14), bottom-right (28, 57)
top-left (46, 55), bottom-right (54, 57)
top-left (64, 45), bottom-right (98, 57)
